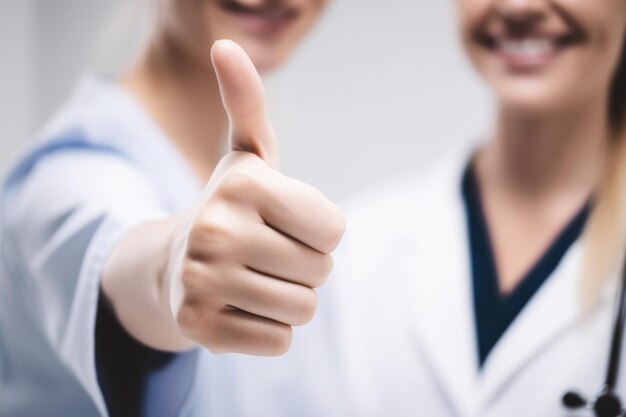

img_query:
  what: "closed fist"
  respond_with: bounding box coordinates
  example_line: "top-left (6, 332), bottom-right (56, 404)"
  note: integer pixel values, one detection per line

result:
top-left (169, 40), bottom-right (345, 356)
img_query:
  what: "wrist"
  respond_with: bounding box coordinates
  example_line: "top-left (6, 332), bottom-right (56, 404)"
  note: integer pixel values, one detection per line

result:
top-left (156, 212), bottom-right (199, 351)
top-left (156, 212), bottom-right (190, 324)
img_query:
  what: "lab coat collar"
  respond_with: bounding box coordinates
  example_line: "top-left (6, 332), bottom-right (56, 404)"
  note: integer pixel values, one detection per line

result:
top-left (477, 240), bottom-right (584, 406)
top-left (408, 145), bottom-right (613, 416)
top-left (478, 243), bottom-right (618, 408)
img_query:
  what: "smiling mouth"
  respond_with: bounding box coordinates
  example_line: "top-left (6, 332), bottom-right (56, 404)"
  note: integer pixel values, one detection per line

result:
top-left (475, 30), bottom-right (585, 71)
top-left (218, 0), bottom-right (300, 35)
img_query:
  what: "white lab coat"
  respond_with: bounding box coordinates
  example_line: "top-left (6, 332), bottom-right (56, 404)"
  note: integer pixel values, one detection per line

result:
top-left (0, 76), bottom-right (621, 417)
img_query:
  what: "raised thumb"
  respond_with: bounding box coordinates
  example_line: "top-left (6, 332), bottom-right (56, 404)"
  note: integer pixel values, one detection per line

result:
top-left (211, 39), bottom-right (279, 168)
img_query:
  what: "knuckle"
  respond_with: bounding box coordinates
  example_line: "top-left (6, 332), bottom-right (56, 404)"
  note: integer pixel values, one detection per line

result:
top-left (177, 261), bottom-right (227, 326)
top-left (179, 259), bottom-right (224, 301)
top-left (199, 312), bottom-right (229, 354)
top-left (267, 325), bottom-right (293, 356)
top-left (174, 287), bottom-right (222, 335)
top-left (179, 259), bottom-right (204, 292)
top-left (218, 164), bottom-right (263, 201)
top-left (187, 215), bottom-right (235, 260)
top-left (175, 301), bottom-right (202, 332)
top-left (176, 301), bottom-right (234, 354)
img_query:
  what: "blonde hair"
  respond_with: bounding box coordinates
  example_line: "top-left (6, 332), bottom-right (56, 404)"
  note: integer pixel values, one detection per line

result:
top-left (581, 33), bottom-right (626, 311)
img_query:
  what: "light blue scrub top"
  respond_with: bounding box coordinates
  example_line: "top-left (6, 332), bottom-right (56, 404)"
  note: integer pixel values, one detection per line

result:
top-left (0, 76), bottom-right (346, 417)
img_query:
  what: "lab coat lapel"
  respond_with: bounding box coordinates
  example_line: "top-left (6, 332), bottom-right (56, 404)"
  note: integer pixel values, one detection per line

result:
top-left (478, 224), bottom-right (586, 406)
top-left (409, 150), bottom-right (481, 416)
top-left (407, 146), bottom-right (616, 414)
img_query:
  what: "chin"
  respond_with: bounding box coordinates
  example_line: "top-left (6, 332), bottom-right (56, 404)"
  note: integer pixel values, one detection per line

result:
top-left (492, 77), bottom-right (580, 117)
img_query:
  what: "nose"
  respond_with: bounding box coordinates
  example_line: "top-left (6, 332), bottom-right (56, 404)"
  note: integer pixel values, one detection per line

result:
top-left (494, 0), bottom-right (547, 28)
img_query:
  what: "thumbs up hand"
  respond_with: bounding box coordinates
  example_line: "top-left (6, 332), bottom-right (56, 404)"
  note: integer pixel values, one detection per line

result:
top-left (169, 40), bottom-right (345, 356)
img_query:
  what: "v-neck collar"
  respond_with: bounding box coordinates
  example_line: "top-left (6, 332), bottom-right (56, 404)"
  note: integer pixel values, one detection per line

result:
top-left (461, 162), bottom-right (592, 366)
top-left (408, 147), bottom-right (614, 415)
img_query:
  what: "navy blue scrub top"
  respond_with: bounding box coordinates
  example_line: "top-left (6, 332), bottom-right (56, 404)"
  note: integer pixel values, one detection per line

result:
top-left (96, 295), bottom-right (198, 417)
top-left (461, 162), bottom-right (592, 367)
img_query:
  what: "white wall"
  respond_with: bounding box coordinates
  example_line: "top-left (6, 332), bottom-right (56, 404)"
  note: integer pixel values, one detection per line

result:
top-left (0, 0), bottom-right (492, 201)
top-left (270, 0), bottom-right (493, 199)
top-left (0, 0), bottom-right (124, 172)
top-left (35, 0), bottom-right (124, 122)
top-left (0, 0), bottom-right (36, 170)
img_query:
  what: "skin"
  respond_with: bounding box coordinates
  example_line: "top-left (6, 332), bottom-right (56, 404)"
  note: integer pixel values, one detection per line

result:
top-left (121, 0), bottom-right (328, 181)
top-left (159, 0), bottom-right (328, 71)
top-left (102, 1), bottom-right (343, 355)
top-left (456, 0), bottom-right (626, 293)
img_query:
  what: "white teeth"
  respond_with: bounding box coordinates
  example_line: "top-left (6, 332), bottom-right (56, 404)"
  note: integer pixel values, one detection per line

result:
top-left (499, 39), bottom-right (554, 57)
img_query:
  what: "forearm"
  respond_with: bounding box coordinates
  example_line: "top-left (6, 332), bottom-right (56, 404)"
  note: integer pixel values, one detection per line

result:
top-left (101, 213), bottom-right (196, 352)
top-left (99, 42), bottom-right (343, 357)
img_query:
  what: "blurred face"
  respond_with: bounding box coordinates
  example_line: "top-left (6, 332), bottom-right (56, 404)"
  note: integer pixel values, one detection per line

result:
top-left (160, 0), bottom-right (327, 71)
top-left (457, 0), bottom-right (626, 114)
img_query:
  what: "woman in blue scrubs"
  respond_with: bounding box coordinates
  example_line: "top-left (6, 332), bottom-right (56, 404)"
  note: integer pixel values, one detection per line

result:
top-left (0, 1), bottom-right (330, 416)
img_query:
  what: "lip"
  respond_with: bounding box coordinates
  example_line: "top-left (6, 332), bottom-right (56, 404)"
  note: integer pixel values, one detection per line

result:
top-left (218, 0), bottom-right (300, 36)
top-left (475, 29), bottom-right (585, 72)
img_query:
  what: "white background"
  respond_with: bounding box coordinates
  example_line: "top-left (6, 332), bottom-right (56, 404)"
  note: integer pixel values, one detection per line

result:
top-left (0, 0), bottom-right (492, 201)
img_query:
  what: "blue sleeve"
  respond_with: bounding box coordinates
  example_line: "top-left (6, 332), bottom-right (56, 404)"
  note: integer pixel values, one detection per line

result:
top-left (2, 142), bottom-right (199, 416)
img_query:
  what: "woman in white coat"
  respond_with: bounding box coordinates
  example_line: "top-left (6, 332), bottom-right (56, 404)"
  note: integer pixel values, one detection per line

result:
top-left (3, 0), bottom-right (626, 417)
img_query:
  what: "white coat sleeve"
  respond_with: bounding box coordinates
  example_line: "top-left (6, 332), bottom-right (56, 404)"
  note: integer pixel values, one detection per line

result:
top-left (2, 148), bottom-right (172, 416)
